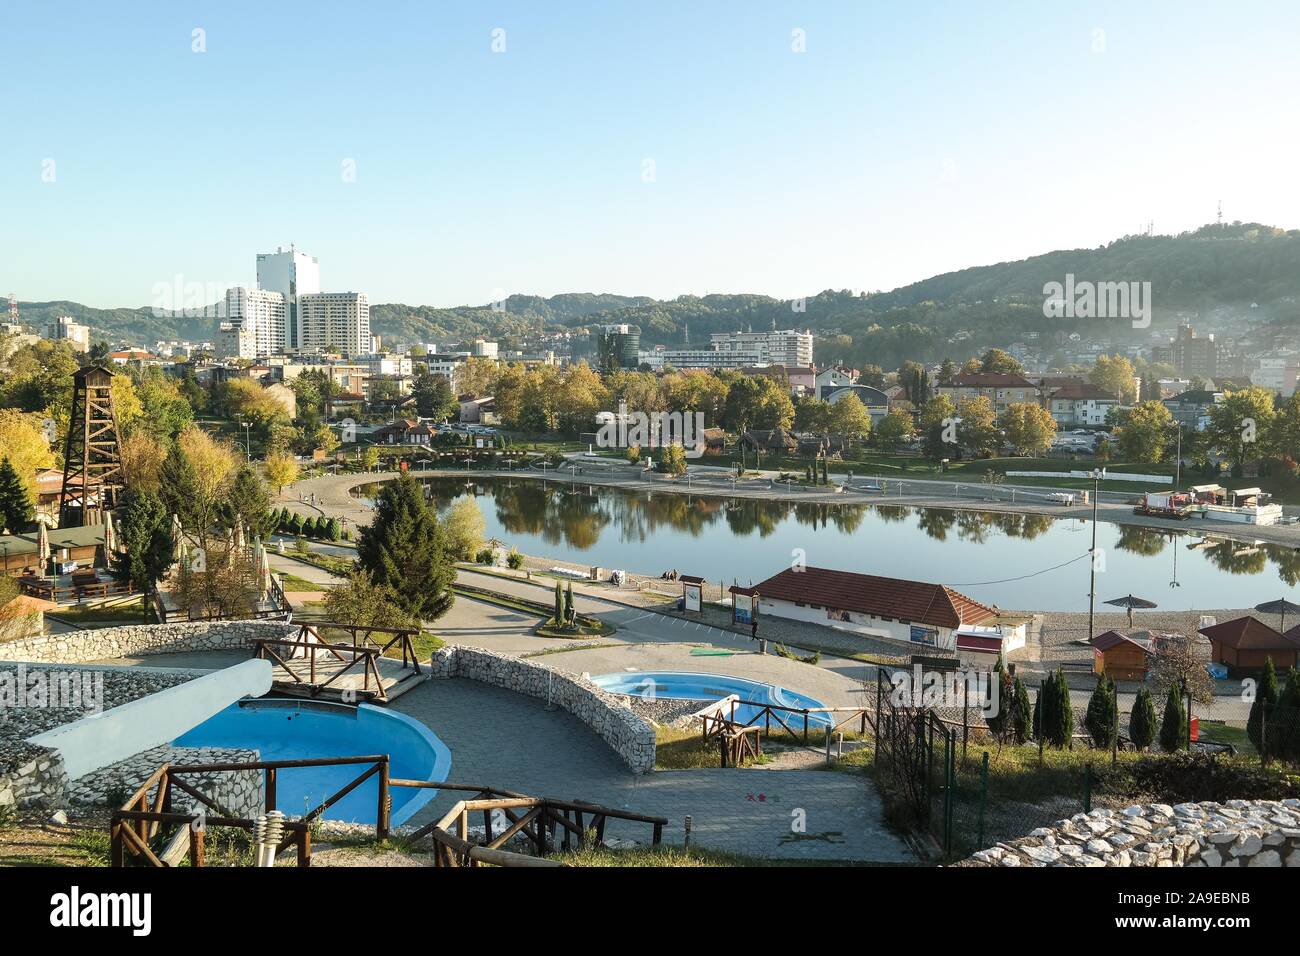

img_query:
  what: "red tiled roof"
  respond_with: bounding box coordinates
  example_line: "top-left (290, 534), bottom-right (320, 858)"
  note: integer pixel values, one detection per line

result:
top-left (1091, 630), bottom-right (1149, 653)
top-left (1199, 616), bottom-right (1300, 651)
top-left (752, 566), bottom-right (997, 630)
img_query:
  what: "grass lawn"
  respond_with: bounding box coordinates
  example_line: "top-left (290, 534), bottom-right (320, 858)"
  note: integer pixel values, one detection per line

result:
top-left (279, 572), bottom-right (328, 591)
top-left (557, 844), bottom-right (816, 867)
top-left (1197, 720), bottom-right (1255, 755)
top-left (654, 726), bottom-right (771, 770)
top-left (46, 599), bottom-right (149, 625)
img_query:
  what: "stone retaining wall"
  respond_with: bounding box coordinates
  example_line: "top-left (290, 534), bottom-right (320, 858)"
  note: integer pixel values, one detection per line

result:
top-left (429, 646), bottom-right (656, 773)
top-left (68, 745), bottom-right (264, 820)
top-left (0, 620), bottom-right (297, 665)
top-left (0, 742), bottom-right (67, 812)
top-left (965, 800), bottom-right (1300, 867)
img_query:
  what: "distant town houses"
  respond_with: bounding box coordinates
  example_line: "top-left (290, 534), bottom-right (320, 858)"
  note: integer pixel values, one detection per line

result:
top-left (1042, 381), bottom-right (1120, 427)
top-left (1162, 388), bottom-right (1224, 431)
top-left (935, 371), bottom-right (1038, 413)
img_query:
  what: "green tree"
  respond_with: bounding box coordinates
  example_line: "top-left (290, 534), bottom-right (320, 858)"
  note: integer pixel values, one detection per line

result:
top-left (873, 407), bottom-right (914, 452)
top-left (553, 580), bottom-right (564, 625)
top-left (1011, 677), bottom-right (1032, 744)
top-left (356, 473), bottom-right (455, 622)
top-left (1115, 400), bottom-right (1174, 463)
top-left (412, 370), bottom-right (459, 421)
top-left (0, 457), bottom-right (34, 533)
top-left (1089, 354), bottom-right (1137, 404)
top-left (1247, 656), bottom-right (1279, 755)
top-left (828, 393), bottom-right (872, 438)
top-left (226, 464), bottom-right (277, 540)
top-left (1084, 675), bottom-right (1117, 748)
top-left (323, 570), bottom-right (416, 630)
top-left (443, 496), bottom-right (485, 560)
top-left (1159, 684), bottom-right (1187, 752)
top-left (658, 443), bottom-right (687, 475)
top-left (980, 348), bottom-right (1025, 376)
top-left (1039, 668), bottom-right (1073, 748)
top-left (1129, 685), bottom-right (1157, 750)
top-left (565, 580), bottom-right (575, 624)
top-left (111, 488), bottom-right (173, 613)
top-left (957, 396), bottom-right (999, 458)
top-left (998, 402), bottom-right (1057, 456)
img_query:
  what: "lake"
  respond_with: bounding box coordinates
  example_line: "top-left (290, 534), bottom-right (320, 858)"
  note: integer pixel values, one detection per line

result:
top-left (353, 476), bottom-right (1300, 613)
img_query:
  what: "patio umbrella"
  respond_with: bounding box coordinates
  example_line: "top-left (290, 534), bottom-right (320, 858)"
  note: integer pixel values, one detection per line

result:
top-left (1104, 593), bottom-right (1159, 629)
top-left (102, 510), bottom-right (116, 555)
top-left (37, 521), bottom-right (50, 574)
top-left (1255, 598), bottom-right (1300, 635)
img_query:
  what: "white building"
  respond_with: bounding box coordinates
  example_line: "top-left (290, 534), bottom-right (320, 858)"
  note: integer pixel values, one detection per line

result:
top-left (256, 246), bottom-right (321, 351)
top-left (639, 329), bottom-right (814, 371)
top-left (471, 339), bottom-right (499, 359)
top-left (47, 315), bottom-right (90, 352)
top-left (1252, 355), bottom-right (1299, 396)
top-left (220, 287), bottom-right (286, 359)
top-left (298, 292), bottom-right (371, 356)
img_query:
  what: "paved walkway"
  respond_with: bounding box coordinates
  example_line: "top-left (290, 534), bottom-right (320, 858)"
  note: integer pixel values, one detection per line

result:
top-left (391, 678), bottom-right (912, 863)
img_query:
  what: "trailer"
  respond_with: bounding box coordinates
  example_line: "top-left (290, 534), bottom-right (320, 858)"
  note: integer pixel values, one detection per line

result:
top-left (1133, 491), bottom-right (1194, 519)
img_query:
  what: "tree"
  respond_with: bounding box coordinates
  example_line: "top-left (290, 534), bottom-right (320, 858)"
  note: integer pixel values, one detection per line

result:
top-left (0, 458), bottom-right (34, 533)
top-left (956, 396), bottom-right (998, 457)
top-left (1039, 669), bottom-right (1073, 747)
top-left (361, 446), bottom-right (381, 472)
top-left (356, 472), bottom-right (455, 621)
top-left (1207, 386), bottom-right (1278, 471)
top-left (565, 580), bottom-right (575, 625)
top-left (111, 488), bottom-right (173, 611)
top-left (1084, 675), bottom-right (1117, 748)
top-left (0, 409), bottom-right (54, 506)
top-left (1159, 684), bottom-right (1187, 752)
top-left (828, 393), bottom-right (872, 438)
top-left (919, 394), bottom-right (957, 461)
top-left (1011, 677), bottom-right (1032, 744)
top-left (227, 464), bottom-right (276, 540)
top-left (119, 431), bottom-right (166, 495)
top-left (658, 443), bottom-right (687, 475)
top-left (412, 370), bottom-right (459, 421)
top-left (264, 451), bottom-right (299, 493)
top-left (311, 424), bottom-right (341, 457)
top-left (626, 445), bottom-right (640, 465)
top-left (1247, 656), bottom-right (1280, 755)
top-left (1115, 400), bottom-right (1174, 464)
top-left (998, 402), bottom-right (1057, 456)
top-left (159, 426), bottom-right (238, 545)
top-left (980, 349), bottom-right (1025, 376)
top-left (1129, 686), bottom-right (1157, 750)
top-left (873, 407), bottom-right (914, 451)
top-left (443, 496), bottom-right (485, 560)
top-left (794, 397), bottom-right (831, 433)
top-left (554, 580), bottom-right (564, 625)
top-left (323, 570), bottom-right (417, 630)
top-left (1089, 354), bottom-right (1137, 404)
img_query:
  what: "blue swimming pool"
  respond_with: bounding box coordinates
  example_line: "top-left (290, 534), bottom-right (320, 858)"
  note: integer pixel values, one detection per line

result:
top-left (589, 671), bottom-right (832, 727)
top-left (173, 698), bottom-right (451, 826)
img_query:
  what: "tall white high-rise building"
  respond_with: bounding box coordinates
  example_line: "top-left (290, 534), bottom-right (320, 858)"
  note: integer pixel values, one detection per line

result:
top-left (256, 246), bottom-right (320, 350)
top-left (220, 287), bottom-right (287, 358)
top-left (299, 292), bottom-right (370, 356)
top-left (708, 330), bottom-right (814, 367)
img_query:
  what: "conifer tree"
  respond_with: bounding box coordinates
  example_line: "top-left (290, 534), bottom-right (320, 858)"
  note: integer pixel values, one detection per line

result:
top-left (1084, 675), bottom-right (1118, 748)
top-left (1011, 677), bottom-right (1032, 744)
top-left (0, 457), bottom-right (34, 534)
top-left (356, 472), bottom-right (455, 621)
top-left (1159, 684), bottom-right (1187, 752)
top-left (1247, 657), bottom-right (1280, 755)
top-left (1129, 685), bottom-right (1157, 751)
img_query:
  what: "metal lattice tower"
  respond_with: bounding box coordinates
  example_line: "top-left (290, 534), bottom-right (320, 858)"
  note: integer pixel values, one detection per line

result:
top-left (58, 365), bottom-right (124, 527)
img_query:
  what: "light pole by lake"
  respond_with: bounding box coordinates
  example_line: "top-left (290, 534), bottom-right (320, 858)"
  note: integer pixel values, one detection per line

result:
top-left (1087, 467), bottom-right (1101, 641)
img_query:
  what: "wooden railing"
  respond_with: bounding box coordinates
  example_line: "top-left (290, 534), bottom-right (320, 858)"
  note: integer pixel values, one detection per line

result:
top-left (390, 780), bottom-right (668, 867)
top-left (254, 633), bottom-right (388, 702)
top-left (299, 621), bottom-right (423, 673)
top-left (19, 576), bottom-right (135, 605)
top-left (110, 762), bottom-right (667, 868)
top-left (698, 698), bottom-right (878, 766)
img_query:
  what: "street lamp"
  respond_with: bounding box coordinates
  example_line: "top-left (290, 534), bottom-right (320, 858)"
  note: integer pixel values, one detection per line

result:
top-left (1087, 467), bottom-right (1101, 641)
top-left (1172, 421), bottom-right (1183, 490)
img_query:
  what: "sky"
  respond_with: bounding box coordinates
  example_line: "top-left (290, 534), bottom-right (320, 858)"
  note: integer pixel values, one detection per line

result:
top-left (2, 0), bottom-right (1298, 309)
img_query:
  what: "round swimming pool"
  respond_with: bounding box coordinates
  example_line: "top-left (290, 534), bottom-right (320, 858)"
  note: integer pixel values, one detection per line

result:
top-left (172, 698), bottom-right (451, 826)
top-left (589, 671), bottom-right (832, 727)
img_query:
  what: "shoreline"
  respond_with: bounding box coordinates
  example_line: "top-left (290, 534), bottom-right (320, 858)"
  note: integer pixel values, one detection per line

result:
top-left (285, 464), bottom-right (1300, 551)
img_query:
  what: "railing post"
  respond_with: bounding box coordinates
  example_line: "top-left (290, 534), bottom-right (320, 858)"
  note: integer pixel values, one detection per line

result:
top-left (803, 709), bottom-right (809, 744)
top-left (266, 767), bottom-right (277, 812)
top-left (377, 758), bottom-right (390, 840)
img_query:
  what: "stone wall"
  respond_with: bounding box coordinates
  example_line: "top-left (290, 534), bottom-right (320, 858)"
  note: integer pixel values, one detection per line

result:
top-left (0, 620), bottom-right (297, 665)
top-left (965, 800), bottom-right (1300, 867)
top-left (68, 744), bottom-right (264, 821)
top-left (0, 742), bottom-right (67, 813)
top-left (430, 646), bottom-right (656, 773)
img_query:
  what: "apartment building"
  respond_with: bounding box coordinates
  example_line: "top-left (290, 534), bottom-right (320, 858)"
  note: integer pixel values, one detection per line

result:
top-left (47, 315), bottom-right (90, 352)
top-left (299, 292), bottom-right (371, 356)
top-left (935, 372), bottom-right (1038, 413)
top-left (220, 287), bottom-right (286, 359)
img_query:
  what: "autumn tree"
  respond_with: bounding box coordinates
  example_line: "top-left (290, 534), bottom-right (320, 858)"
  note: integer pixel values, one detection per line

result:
top-left (1089, 354), bottom-right (1137, 404)
top-left (1115, 400), bottom-right (1174, 463)
top-left (998, 402), bottom-right (1057, 456)
top-left (264, 451), bottom-right (299, 493)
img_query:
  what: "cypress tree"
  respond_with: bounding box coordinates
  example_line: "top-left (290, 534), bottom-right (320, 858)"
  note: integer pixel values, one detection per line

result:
top-left (1247, 657), bottom-right (1280, 756)
top-left (986, 653), bottom-right (1008, 740)
top-left (1159, 684), bottom-right (1187, 752)
top-left (1032, 686), bottom-right (1042, 740)
top-left (110, 488), bottom-right (173, 607)
top-left (355, 472), bottom-right (455, 621)
top-left (1275, 668), bottom-right (1300, 761)
top-left (1011, 677), bottom-right (1032, 744)
top-left (1084, 675), bottom-right (1118, 748)
top-left (1129, 685), bottom-right (1157, 751)
top-left (565, 580), bottom-right (575, 624)
top-left (554, 580), bottom-right (564, 625)
top-left (326, 517), bottom-right (341, 541)
top-left (1044, 668), bottom-right (1073, 748)
top-left (0, 457), bottom-right (34, 534)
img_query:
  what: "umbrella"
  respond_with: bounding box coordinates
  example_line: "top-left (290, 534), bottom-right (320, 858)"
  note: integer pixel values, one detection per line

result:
top-left (1104, 593), bottom-right (1159, 629)
top-left (102, 511), bottom-right (116, 555)
top-left (1255, 598), bottom-right (1300, 635)
top-left (37, 521), bottom-right (50, 575)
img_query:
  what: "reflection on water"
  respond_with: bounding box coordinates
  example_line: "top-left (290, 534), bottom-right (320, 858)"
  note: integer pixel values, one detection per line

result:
top-left (352, 476), bottom-right (1300, 611)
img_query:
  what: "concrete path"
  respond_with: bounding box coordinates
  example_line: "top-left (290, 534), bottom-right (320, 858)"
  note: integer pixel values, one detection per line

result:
top-left (392, 678), bottom-right (912, 863)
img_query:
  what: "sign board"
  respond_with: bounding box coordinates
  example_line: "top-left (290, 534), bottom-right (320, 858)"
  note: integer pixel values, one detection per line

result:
top-left (683, 581), bottom-right (702, 613)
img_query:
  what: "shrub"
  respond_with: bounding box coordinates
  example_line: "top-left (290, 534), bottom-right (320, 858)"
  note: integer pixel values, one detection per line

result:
top-left (1130, 686), bottom-right (1157, 750)
top-left (475, 547), bottom-right (495, 565)
top-left (1160, 684), bottom-right (1187, 752)
top-left (506, 549), bottom-right (524, 570)
top-left (1247, 657), bottom-right (1279, 754)
top-left (1084, 676), bottom-right (1117, 748)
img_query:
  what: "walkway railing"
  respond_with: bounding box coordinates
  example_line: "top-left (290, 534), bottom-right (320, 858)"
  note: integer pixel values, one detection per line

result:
top-left (20, 576), bottom-right (136, 605)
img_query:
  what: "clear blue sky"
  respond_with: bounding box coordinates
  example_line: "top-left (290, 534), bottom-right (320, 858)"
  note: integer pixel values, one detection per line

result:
top-left (3, 1), bottom-right (1297, 308)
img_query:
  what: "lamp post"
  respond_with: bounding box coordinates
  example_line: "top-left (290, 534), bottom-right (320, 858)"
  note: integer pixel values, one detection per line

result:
top-left (1173, 421), bottom-right (1183, 490)
top-left (1087, 468), bottom-right (1101, 642)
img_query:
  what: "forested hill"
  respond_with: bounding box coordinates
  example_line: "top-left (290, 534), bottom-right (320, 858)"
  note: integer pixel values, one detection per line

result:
top-left (12, 222), bottom-right (1298, 364)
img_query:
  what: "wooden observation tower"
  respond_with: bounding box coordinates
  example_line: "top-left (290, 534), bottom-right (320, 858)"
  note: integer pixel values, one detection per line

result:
top-left (58, 365), bottom-right (124, 527)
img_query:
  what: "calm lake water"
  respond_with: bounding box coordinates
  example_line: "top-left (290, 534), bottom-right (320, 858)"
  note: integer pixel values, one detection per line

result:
top-left (354, 476), bottom-right (1300, 613)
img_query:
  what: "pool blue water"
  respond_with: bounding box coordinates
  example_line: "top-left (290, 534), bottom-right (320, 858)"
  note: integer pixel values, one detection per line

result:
top-left (173, 699), bottom-right (451, 826)
top-left (590, 671), bottom-right (832, 727)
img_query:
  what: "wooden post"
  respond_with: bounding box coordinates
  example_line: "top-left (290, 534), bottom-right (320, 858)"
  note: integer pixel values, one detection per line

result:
top-left (377, 759), bottom-right (391, 840)
top-left (189, 825), bottom-right (205, 868)
top-left (266, 767), bottom-right (277, 812)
